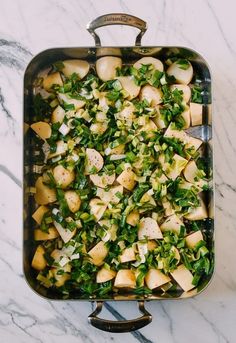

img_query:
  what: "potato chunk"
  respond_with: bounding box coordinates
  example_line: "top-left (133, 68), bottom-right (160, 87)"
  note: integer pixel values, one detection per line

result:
top-left (119, 246), bottom-right (136, 263)
top-left (140, 85), bottom-right (162, 106)
top-left (138, 217), bottom-right (163, 240)
top-left (31, 245), bottom-right (47, 271)
top-left (62, 59), bottom-right (90, 79)
top-left (170, 264), bottom-right (195, 292)
top-left (32, 205), bottom-right (49, 225)
top-left (116, 76), bottom-right (140, 100)
top-left (64, 190), bottom-right (81, 213)
top-left (114, 269), bottom-right (136, 288)
top-left (96, 267), bottom-right (116, 283)
top-left (51, 105), bottom-right (65, 124)
top-left (167, 61), bottom-right (193, 85)
top-left (96, 56), bottom-right (122, 81)
top-left (53, 165), bottom-right (75, 189)
top-left (43, 72), bottom-right (63, 90)
top-left (34, 227), bottom-right (59, 241)
top-left (184, 198), bottom-right (208, 220)
top-left (145, 269), bottom-right (171, 289)
top-left (53, 220), bottom-right (77, 244)
top-left (160, 214), bottom-right (185, 234)
top-left (85, 148), bottom-right (104, 175)
top-left (31, 122), bottom-right (51, 141)
top-left (117, 169), bottom-right (136, 191)
top-left (48, 140), bottom-right (68, 159)
top-left (89, 198), bottom-right (107, 222)
top-left (88, 241), bottom-right (108, 266)
top-left (133, 57), bottom-right (164, 72)
top-left (170, 84), bottom-right (191, 103)
top-left (126, 210), bottom-right (140, 226)
top-left (90, 173), bottom-right (115, 188)
top-left (190, 102), bottom-right (203, 126)
top-left (52, 263), bottom-right (71, 287)
top-left (185, 230), bottom-right (203, 249)
top-left (34, 176), bottom-right (57, 205)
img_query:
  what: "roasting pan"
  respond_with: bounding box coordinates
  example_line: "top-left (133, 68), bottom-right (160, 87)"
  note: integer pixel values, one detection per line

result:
top-left (23, 13), bottom-right (214, 332)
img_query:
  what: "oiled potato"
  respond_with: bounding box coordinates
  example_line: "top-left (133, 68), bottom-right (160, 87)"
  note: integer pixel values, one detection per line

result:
top-left (167, 61), bottom-right (193, 85)
top-left (117, 168), bottom-right (136, 191)
top-left (126, 210), bottom-right (140, 226)
top-left (89, 198), bottom-right (107, 222)
top-left (185, 230), bottom-right (203, 249)
top-left (116, 76), bottom-right (140, 100)
top-left (96, 56), bottom-right (122, 81)
top-left (51, 105), bottom-right (65, 124)
top-left (31, 122), bottom-right (51, 141)
top-left (58, 93), bottom-right (85, 110)
top-left (140, 85), bottom-right (162, 106)
top-left (183, 160), bottom-right (201, 184)
top-left (117, 101), bottom-right (136, 122)
top-left (160, 214), bottom-right (184, 234)
top-left (133, 57), bottom-right (164, 72)
top-left (114, 269), bottom-right (136, 288)
top-left (34, 227), bottom-right (59, 241)
top-left (32, 205), bottom-right (49, 224)
top-left (43, 72), bottom-right (63, 90)
top-left (90, 173), bottom-right (115, 188)
top-left (181, 106), bottom-right (191, 129)
top-left (64, 190), bottom-right (81, 213)
top-left (119, 246), bottom-right (136, 263)
top-left (53, 165), bottom-right (75, 189)
top-left (51, 263), bottom-right (71, 287)
top-left (190, 102), bottom-right (203, 126)
top-left (170, 84), bottom-right (191, 103)
top-left (48, 140), bottom-right (68, 159)
top-left (97, 185), bottom-right (123, 204)
top-left (138, 217), bottom-right (163, 240)
top-left (105, 144), bottom-right (125, 155)
top-left (90, 122), bottom-right (108, 135)
top-left (88, 241), bottom-right (108, 266)
top-left (85, 148), bottom-right (104, 175)
top-left (34, 176), bottom-right (57, 205)
top-left (152, 106), bottom-right (167, 129)
top-left (147, 240), bottom-right (158, 251)
top-left (62, 59), bottom-right (90, 79)
top-left (53, 220), bottom-right (77, 243)
top-left (145, 269), bottom-right (171, 289)
top-left (138, 119), bottom-right (157, 139)
top-left (96, 267), bottom-right (116, 283)
top-left (170, 264), bottom-right (195, 292)
top-left (31, 245), bottom-right (47, 271)
top-left (184, 198), bottom-right (208, 220)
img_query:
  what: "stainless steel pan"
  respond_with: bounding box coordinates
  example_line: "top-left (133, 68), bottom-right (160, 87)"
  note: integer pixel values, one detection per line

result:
top-left (23, 13), bottom-right (214, 333)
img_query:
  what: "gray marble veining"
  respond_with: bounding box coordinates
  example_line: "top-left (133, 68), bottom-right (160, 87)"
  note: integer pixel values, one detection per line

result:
top-left (0, 0), bottom-right (236, 342)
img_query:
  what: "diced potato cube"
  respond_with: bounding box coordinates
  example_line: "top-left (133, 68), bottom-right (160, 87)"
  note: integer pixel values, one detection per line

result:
top-left (32, 205), bottom-right (49, 225)
top-left (31, 245), bottom-right (47, 271)
top-left (145, 269), bottom-right (171, 290)
top-left (170, 264), bottom-right (195, 292)
top-left (160, 214), bottom-right (185, 234)
top-left (185, 230), bottom-right (204, 249)
top-left (119, 246), bottom-right (136, 263)
top-left (138, 217), bottom-right (163, 240)
top-left (88, 241), bottom-right (108, 266)
top-left (114, 269), bottom-right (136, 288)
top-left (96, 267), bottom-right (116, 283)
top-left (34, 227), bottom-right (59, 240)
top-left (117, 169), bottom-right (136, 191)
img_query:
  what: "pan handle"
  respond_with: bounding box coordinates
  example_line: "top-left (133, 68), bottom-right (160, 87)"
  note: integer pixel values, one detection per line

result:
top-left (87, 13), bottom-right (147, 47)
top-left (88, 301), bottom-right (152, 333)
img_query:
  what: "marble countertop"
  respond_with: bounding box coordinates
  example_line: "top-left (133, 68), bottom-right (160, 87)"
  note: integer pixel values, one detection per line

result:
top-left (0, 0), bottom-right (235, 342)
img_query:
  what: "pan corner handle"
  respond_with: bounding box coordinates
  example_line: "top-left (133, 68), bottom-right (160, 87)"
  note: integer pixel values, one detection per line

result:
top-left (87, 13), bottom-right (147, 46)
top-left (88, 301), bottom-right (152, 333)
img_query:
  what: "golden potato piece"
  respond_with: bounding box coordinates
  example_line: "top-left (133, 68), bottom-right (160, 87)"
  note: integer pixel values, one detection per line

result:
top-left (160, 214), bottom-right (184, 234)
top-left (51, 105), bottom-right (65, 124)
top-left (170, 264), bottom-right (195, 292)
top-left (85, 148), bottom-right (104, 175)
top-left (126, 210), bottom-right (140, 226)
top-left (117, 169), bottom-right (136, 191)
top-left (184, 198), bottom-right (208, 220)
top-left (114, 269), bottom-right (136, 288)
top-left (138, 217), bottom-right (163, 240)
top-left (62, 59), bottom-right (90, 79)
top-left (31, 122), bottom-right (51, 141)
top-left (64, 191), bottom-right (81, 213)
top-left (34, 176), bottom-right (57, 205)
top-left (90, 173), bottom-right (115, 188)
top-left (32, 205), bottom-right (49, 225)
top-left (116, 76), bottom-right (140, 100)
top-left (167, 61), bottom-right (193, 85)
top-left (140, 85), bottom-right (162, 106)
top-left (190, 102), bottom-right (203, 126)
top-left (96, 56), bottom-right (122, 81)
top-left (96, 267), bottom-right (116, 283)
top-left (185, 230), bottom-right (203, 249)
top-left (53, 221), bottom-right (77, 243)
top-left (88, 241), bottom-right (108, 266)
top-left (133, 57), bottom-right (164, 72)
top-left (34, 227), bottom-right (59, 240)
top-left (31, 245), bottom-right (47, 271)
top-left (53, 165), bottom-right (75, 189)
top-left (43, 72), bottom-right (63, 90)
top-left (89, 198), bottom-right (107, 222)
top-left (48, 140), bottom-right (68, 159)
top-left (51, 263), bottom-right (71, 287)
top-left (145, 269), bottom-right (171, 289)
top-left (119, 246), bottom-right (136, 263)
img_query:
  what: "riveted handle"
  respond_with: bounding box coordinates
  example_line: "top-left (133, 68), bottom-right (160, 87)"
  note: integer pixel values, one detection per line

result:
top-left (88, 301), bottom-right (152, 333)
top-left (87, 13), bottom-right (147, 46)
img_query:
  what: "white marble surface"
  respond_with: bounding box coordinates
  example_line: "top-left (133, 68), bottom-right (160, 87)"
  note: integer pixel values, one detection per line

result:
top-left (0, 0), bottom-right (235, 342)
